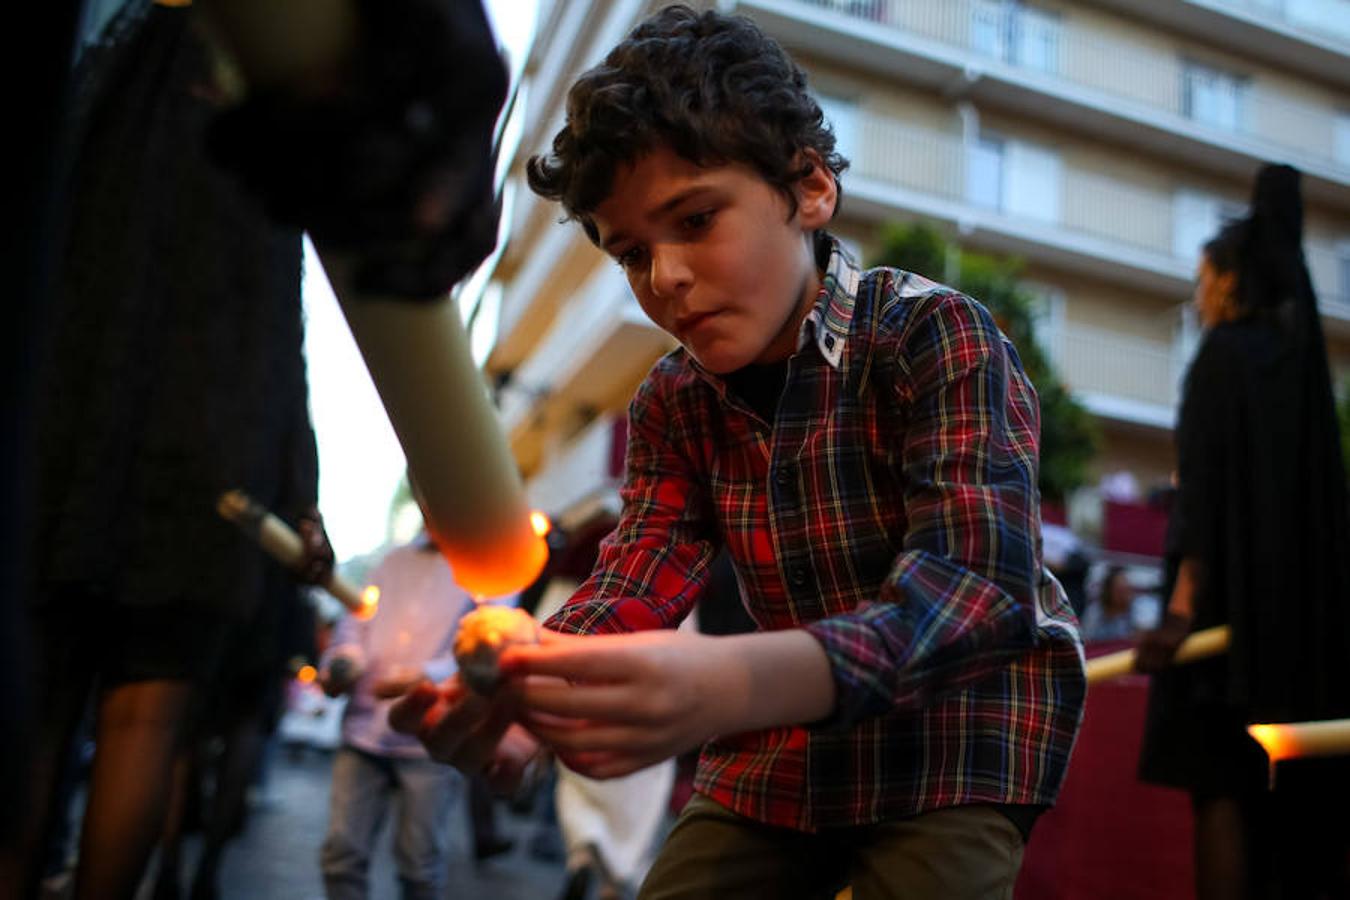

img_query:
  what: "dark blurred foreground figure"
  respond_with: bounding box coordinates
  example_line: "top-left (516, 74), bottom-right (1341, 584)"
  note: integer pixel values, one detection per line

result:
top-left (7, 0), bottom-right (509, 896)
top-left (152, 568), bottom-right (319, 900)
top-left (17, 4), bottom-right (331, 897)
top-left (1136, 164), bottom-right (1350, 900)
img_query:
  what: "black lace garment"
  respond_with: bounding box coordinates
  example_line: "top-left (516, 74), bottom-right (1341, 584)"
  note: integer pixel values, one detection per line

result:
top-left (33, 3), bottom-right (316, 621)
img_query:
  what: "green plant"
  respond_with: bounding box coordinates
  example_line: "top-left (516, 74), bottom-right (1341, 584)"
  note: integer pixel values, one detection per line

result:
top-left (868, 222), bottom-right (1099, 503)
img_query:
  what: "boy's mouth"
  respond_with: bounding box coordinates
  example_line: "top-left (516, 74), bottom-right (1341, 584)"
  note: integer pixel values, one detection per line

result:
top-left (675, 310), bottom-right (719, 336)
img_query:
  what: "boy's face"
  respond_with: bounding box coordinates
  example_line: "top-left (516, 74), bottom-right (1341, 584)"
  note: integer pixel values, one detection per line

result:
top-left (590, 146), bottom-right (836, 374)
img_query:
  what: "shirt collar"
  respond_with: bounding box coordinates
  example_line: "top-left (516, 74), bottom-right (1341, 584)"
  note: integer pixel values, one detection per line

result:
top-left (796, 232), bottom-right (861, 371)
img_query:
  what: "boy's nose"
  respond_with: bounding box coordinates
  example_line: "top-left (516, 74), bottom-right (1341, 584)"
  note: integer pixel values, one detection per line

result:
top-left (649, 244), bottom-right (692, 299)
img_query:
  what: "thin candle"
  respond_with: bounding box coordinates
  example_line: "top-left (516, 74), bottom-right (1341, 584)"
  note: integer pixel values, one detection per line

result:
top-left (1085, 625), bottom-right (1230, 685)
top-left (217, 489), bottom-right (372, 617)
top-left (1248, 718), bottom-right (1350, 789)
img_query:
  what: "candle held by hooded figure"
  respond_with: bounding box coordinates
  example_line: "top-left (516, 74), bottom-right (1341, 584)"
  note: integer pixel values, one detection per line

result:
top-left (199, 0), bottom-right (549, 598)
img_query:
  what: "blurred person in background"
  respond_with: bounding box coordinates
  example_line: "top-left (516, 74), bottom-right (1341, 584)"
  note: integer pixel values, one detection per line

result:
top-left (1080, 565), bottom-right (1137, 643)
top-left (318, 491), bottom-right (515, 900)
top-left (1136, 164), bottom-right (1350, 900)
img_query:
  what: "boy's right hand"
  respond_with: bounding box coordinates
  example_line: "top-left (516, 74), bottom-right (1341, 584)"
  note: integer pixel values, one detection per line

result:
top-left (387, 675), bottom-right (541, 794)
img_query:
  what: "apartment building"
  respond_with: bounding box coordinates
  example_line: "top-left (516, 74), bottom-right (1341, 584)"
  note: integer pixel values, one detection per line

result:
top-left (473, 0), bottom-right (1350, 546)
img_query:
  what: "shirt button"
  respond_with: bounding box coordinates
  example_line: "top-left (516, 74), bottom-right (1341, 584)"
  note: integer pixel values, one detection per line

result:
top-left (790, 565), bottom-right (810, 587)
top-left (775, 466), bottom-right (793, 487)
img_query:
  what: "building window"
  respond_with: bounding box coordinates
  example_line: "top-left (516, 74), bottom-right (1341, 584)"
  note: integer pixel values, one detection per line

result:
top-left (1172, 189), bottom-right (1245, 261)
top-left (816, 94), bottom-right (859, 165)
top-left (1287, 0), bottom-right (1350, 42)
top-left (801, 0), bottom-right (885, 22)
top-left (971, 0), bottom-right (1061, 74)
top-left (967, 134), bottom-right (1005, 211)
top-left (1181, 61), bottom-right (1247, 132)
top-left (966, 132), bottom-right (1062, 224)
top-left (1022, 282), bottom-right (1067, 357)
top-left (1338, 241), bottom-right (1350, 310)
top-left (1335, 113), bottom-right (1350, 168)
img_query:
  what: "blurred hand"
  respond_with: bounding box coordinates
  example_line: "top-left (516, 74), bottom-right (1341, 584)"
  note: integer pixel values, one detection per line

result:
top-left (501, 630), bottom-right (741, 780)
top-left (321, 655), bottom-right (362, 698)
top-left (1134, 611), bottom-right (1194, 673)
top-left (387, 675), bottom-right (543, 794)
top-left (372, 671), bottom-right (423, 700)
top-left (295, 506), bottom-right (336, 585)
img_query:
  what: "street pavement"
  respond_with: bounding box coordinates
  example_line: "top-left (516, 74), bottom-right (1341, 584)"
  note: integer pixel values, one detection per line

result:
top-left (140, 745), bottom-right (570, 900)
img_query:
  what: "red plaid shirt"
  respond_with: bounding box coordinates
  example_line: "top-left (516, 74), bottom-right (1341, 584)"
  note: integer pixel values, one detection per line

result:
top-left (547, 237), bottom-right (1085, 831)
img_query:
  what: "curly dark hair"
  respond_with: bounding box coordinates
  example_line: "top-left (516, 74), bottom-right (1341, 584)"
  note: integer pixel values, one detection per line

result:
top-left (526, 4), bottom-right (849, 244)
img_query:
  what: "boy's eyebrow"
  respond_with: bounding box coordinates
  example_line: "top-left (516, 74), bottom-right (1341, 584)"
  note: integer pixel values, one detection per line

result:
top-left (600, 183), bottom-right (718, 252)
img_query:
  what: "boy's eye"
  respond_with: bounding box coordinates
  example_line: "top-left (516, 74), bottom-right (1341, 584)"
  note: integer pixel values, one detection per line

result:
top-left (616, 247), bottom-right (646, 270)
top-left (682, 210), bottom-right (714, 231)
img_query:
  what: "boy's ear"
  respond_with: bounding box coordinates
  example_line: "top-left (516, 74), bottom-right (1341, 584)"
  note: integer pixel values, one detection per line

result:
top-left (794, 150), bottom-right (837, 230)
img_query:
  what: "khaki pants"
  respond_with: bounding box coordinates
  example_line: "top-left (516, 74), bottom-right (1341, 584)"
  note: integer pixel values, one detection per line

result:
top-left (638, 794), bottom-right (1023, 900)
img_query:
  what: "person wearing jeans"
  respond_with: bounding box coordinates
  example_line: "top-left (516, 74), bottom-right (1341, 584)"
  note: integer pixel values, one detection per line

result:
top-left (319, 522), bottom-right (514, 899)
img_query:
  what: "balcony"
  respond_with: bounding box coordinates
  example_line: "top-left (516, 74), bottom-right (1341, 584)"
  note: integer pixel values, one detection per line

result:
top-left (1044, 323), bottom-right (1184, 429)
top-left (837, 107), bottom-right (1350, 320)
top-left (729, 0), bottom-right (1350, 208)
top-left (491, 223), bottom-right (607, 374)
top-left (525, 413), bottom-right (626, 528)
top-left (497, 264), bottom-right (673, 474)
top-left (1083, 0), bottom-right (1350, 86)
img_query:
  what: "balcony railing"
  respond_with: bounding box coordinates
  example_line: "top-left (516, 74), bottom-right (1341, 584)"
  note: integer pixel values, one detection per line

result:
top-left (794, 0), bottom-right (1347, 175)
top-left (1044, 323), bottom-right (1185, 412)
top-left (525, 413), bottom-right (624, 524)
top-left (846, 110), bottom-right (1350, 310)
top-left (1207, 0), bottom-right (1350, 46)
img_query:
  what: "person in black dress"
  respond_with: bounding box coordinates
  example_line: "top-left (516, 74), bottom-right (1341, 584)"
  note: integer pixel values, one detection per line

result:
top-left (17, 7), bottom-right (331, 897)
top-left (1136, 164), bottom-right (1350, 899)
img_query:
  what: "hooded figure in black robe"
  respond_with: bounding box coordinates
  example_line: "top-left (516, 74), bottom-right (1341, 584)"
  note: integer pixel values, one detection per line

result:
top-left (1137, 164), bottom-right (1350, 897)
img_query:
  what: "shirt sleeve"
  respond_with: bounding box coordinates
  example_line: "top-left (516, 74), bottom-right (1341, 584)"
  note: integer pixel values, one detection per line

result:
top-left (806, 291), bottom-right (1048, 728)
top-left (546, 369), bottom-right (716, 635)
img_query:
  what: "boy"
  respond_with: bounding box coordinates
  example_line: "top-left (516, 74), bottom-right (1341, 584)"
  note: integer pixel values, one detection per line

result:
top-left (393, 6), bottom-right (1084, 897)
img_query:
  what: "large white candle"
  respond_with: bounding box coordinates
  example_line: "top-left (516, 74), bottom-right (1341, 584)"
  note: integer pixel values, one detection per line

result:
top-left (323, 260), bottom-right (549, 599)
top-left (199, 0), bottom-right (549, 597)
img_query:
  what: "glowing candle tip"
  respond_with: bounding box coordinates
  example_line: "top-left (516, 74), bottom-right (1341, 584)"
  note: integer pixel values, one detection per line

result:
top-left (297, 665), bottom-right (317, 684)
top-left (531, 511), bottom-right (551, 537)
top-left (358, 585), bottom-right (380, 620)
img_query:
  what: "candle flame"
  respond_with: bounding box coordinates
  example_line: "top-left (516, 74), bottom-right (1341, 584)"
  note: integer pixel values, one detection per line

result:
top-left (531, 511), bottom-right (551, 537)
top-left (296, 665), bottom-right (317, 684)
top-left (358, 585), bottom-right (380, 620)
top-left (1248, 723), bottom-right (1294, 762)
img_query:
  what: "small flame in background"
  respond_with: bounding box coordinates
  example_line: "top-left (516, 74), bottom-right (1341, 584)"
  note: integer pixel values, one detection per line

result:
top-left (358, 585), bottom-right (381, 620)
top-left (296, 665), bottom-right (318, 684)
top-left (1248, 723), bottom-right (1291, 789)
top-left (531, 510), bottom-right (551, 537)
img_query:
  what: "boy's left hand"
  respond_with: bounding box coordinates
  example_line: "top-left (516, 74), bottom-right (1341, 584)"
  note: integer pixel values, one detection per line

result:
top-left (500, 630), bottom-right (746, 780)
